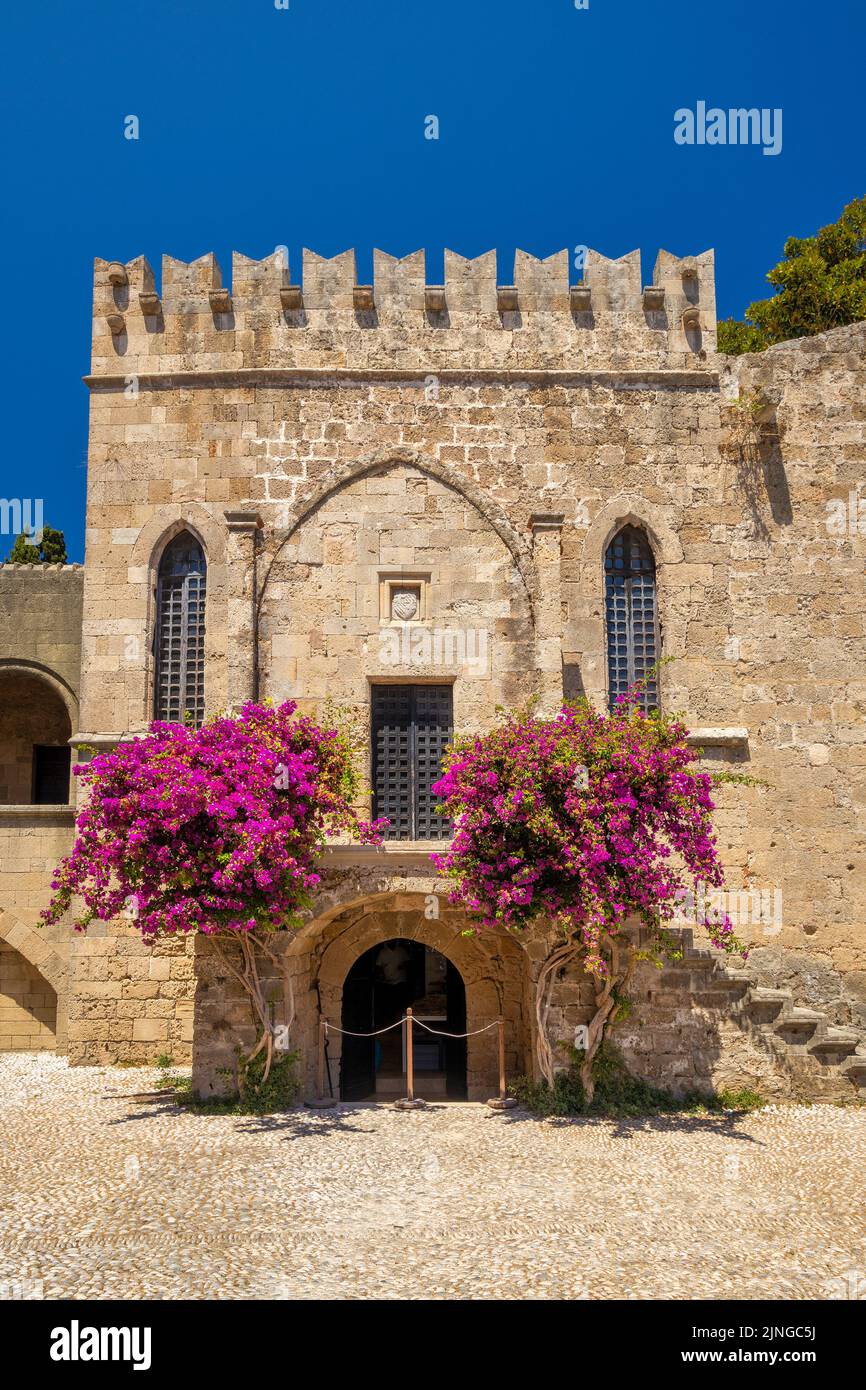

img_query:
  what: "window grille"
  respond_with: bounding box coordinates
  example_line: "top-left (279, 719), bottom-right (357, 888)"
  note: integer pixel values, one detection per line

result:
top-left (154, 531), bottom-right (206, 725)
top-left (604, 525), bottom-right (659, 712)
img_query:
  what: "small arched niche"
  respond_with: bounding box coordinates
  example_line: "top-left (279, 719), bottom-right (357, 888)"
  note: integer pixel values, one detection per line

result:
top-left (0, 668), bottom-right (72, 804)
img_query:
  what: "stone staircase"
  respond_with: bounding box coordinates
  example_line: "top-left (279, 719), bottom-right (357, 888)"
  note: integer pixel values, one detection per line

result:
top-left (677, 934), bottom-right (866, 1102)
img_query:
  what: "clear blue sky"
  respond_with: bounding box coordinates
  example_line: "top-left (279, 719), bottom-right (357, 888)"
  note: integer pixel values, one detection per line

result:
top-left (2, 0), bottom-right (863, 561)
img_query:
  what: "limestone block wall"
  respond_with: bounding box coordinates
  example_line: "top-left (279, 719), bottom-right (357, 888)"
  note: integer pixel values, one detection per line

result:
top-left (66, 926), bottom-right (195, 1066)
top-left (0, 809), bottom-right (73, 1049)
top-left (0, 565), bottom-right (84, 1045)
top-left (0, 811), bottom-right (75, 927)
top-left (88, 245), bottom-right (715, 380)
top-left (714, 323), bottom-right (866, 1024)
top-left (259, 459), bottom-right (536, 751)
top-left (0, 563), bottom-right (84, 692)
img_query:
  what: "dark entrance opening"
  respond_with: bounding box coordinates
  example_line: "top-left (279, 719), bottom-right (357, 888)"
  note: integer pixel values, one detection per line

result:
top-left (340, 939), bottom-right (467, 1101)
top-left (32, 745), bottom-right (72, 805)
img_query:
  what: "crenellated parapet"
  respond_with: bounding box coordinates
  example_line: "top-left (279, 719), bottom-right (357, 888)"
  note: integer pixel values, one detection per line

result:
top-left (89, 245), bottom-right (717, 378)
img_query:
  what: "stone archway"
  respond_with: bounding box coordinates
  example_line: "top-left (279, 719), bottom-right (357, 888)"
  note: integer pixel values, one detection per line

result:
top-left (0, 940), bottom-right (58, 1051)
top-left (191, 890), bottom-right (534, 1102)
top-left (257, 446), bottom-right (537, 618)
top-left (339, 938), bottom-right (467, 1100)
top-left (293, 893), bottom-right (533, 1102)
top-left (0, 908), bottom-right (66, 995)
top-left (0, 907), bottom-right (66, 1053)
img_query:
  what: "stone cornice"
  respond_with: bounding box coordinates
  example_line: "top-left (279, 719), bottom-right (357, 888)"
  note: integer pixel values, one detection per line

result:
top-left (83, 367), bottom-right (719, 392)
top-left (529, 512), bottom-right (565, 534)
top-left (224, 509), bottom-right (263, 533)
top-left (0, 805), bottom-right (76, 823)
top-left (686, 727), bottom-right (750, 750)
top-left (69, 733), bottom-right (141, 749)
top-left (323, 840), bottom-right (449, 868)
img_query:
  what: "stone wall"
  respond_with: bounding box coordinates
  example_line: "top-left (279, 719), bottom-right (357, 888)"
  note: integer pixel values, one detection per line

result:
top-left (0, 565), bottom-right (83, 1053)
top-left (719, 322), bottom-right (866, 1024)
top-left (0, 563), bottom-right (84, 693)
top-left (259, 459), bottom-right (536, 741)
top-left (66, 927), bottom-right (195, 1066)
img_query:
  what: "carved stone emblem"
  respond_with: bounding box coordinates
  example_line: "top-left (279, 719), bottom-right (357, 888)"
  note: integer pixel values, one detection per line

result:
top-left (391, 588), bottom-right (419, 621)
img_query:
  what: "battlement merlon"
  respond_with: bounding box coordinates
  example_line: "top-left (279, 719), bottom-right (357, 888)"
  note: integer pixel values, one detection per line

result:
top-left (89, 247), bottom-right (718, 377)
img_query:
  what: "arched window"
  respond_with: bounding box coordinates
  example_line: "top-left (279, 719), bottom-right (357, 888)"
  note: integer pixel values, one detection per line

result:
top-left (154, 531), bottom-right (206, 725)
top-left (604, 525), bottom-right (659, 711)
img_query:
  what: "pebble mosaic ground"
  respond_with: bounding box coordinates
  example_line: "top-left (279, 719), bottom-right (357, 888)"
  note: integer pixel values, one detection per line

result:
top-left (1, 1053), bottom-right (865, 1301)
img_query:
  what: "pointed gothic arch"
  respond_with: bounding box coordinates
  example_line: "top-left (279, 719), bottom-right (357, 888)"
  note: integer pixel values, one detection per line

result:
top-left (257, 447), bottom-right (537, 618)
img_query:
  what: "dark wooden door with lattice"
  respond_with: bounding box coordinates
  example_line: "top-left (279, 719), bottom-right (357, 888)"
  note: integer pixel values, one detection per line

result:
top-left (371, 685), bottom-right (453, 840)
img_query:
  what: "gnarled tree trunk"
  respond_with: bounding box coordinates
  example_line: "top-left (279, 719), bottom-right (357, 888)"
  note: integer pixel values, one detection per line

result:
top-left (534, 932), bottom-right (634, 1103)
top-left (579, 936), bottom-right (634, 1104)
top-left (211, 932), bottom-right (295, 1090)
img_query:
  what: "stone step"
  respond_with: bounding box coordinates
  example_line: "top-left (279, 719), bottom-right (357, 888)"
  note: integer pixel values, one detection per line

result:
top-left (808, 1028), bottom-right (861, 1059)
top-left (681, 952), bottom-right (717, 970)
top-left (747, 988), bottom-right (792, 1019)
top-left (704, 975), bottom-right (751, 995)
top-left (773, 1008), bottom-right (825, 1035)
top-left (750, 987), bottom-right (793, 1003)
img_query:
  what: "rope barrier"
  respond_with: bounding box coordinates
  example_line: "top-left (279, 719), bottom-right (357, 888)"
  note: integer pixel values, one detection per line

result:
top-left (323, 1015), bottom-right (502, 1040)
top-left (409, 1017), bottom-right (501, 1039)
top-left (324, 1018), bottom-right (407, 1039)
top-left (306, 1011), bottom-right (517, 1111)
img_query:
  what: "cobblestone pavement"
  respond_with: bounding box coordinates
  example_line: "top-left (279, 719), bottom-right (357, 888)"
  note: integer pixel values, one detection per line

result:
top-left (2, 1053), bottom-right (865, 1301)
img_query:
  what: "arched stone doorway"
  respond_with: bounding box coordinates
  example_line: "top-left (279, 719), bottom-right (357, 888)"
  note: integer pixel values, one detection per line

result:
top-left (0, 940), bottom-right (57, 1050)
top-left (0, 668), bottom-right (73, 804)
top-left (340, 940), bottom-right (467, 1101)
top-left (292, 892), bottom-right (534, 1102)
top-left (191, 890), bottom-right (535, 1102)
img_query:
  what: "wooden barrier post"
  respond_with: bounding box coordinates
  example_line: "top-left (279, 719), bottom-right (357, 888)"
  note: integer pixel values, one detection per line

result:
top-left (395, 1008), bottom-right (425, 1110)
top-left (487, 1016), bottom-right (517, 1110)
top-left (406, 1008), bottom-right (415, 1102)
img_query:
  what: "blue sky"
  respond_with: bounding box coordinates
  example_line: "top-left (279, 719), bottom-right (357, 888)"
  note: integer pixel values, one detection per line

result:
top-left (1, 0), bottom-right (863, 561)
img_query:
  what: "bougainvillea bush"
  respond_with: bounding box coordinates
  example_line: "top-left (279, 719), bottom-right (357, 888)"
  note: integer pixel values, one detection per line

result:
top-left (43, 701), bottom-right (382, 1089)
top-left (432, 693), bottom-right (748, 1096)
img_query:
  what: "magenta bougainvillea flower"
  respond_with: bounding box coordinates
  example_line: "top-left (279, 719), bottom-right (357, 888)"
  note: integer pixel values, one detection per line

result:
top-left (42, 702), bottom-right (383, 939)
top-left (432, 694), bottom-right (748, 975)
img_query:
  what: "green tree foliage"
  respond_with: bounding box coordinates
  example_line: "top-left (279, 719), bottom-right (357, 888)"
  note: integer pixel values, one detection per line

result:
top-left (6, 526), bottom-right (67, 563)
top-left (718, 196), bottom-right (866, 355)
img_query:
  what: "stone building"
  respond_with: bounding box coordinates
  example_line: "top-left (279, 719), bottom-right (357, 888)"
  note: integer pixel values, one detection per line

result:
top-left (0, 244), bottom-right (863, 1103)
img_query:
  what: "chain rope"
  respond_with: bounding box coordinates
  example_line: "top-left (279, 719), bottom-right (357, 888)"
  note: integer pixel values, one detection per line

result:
top-left (324, 1015), bottom-right (502, 1041)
